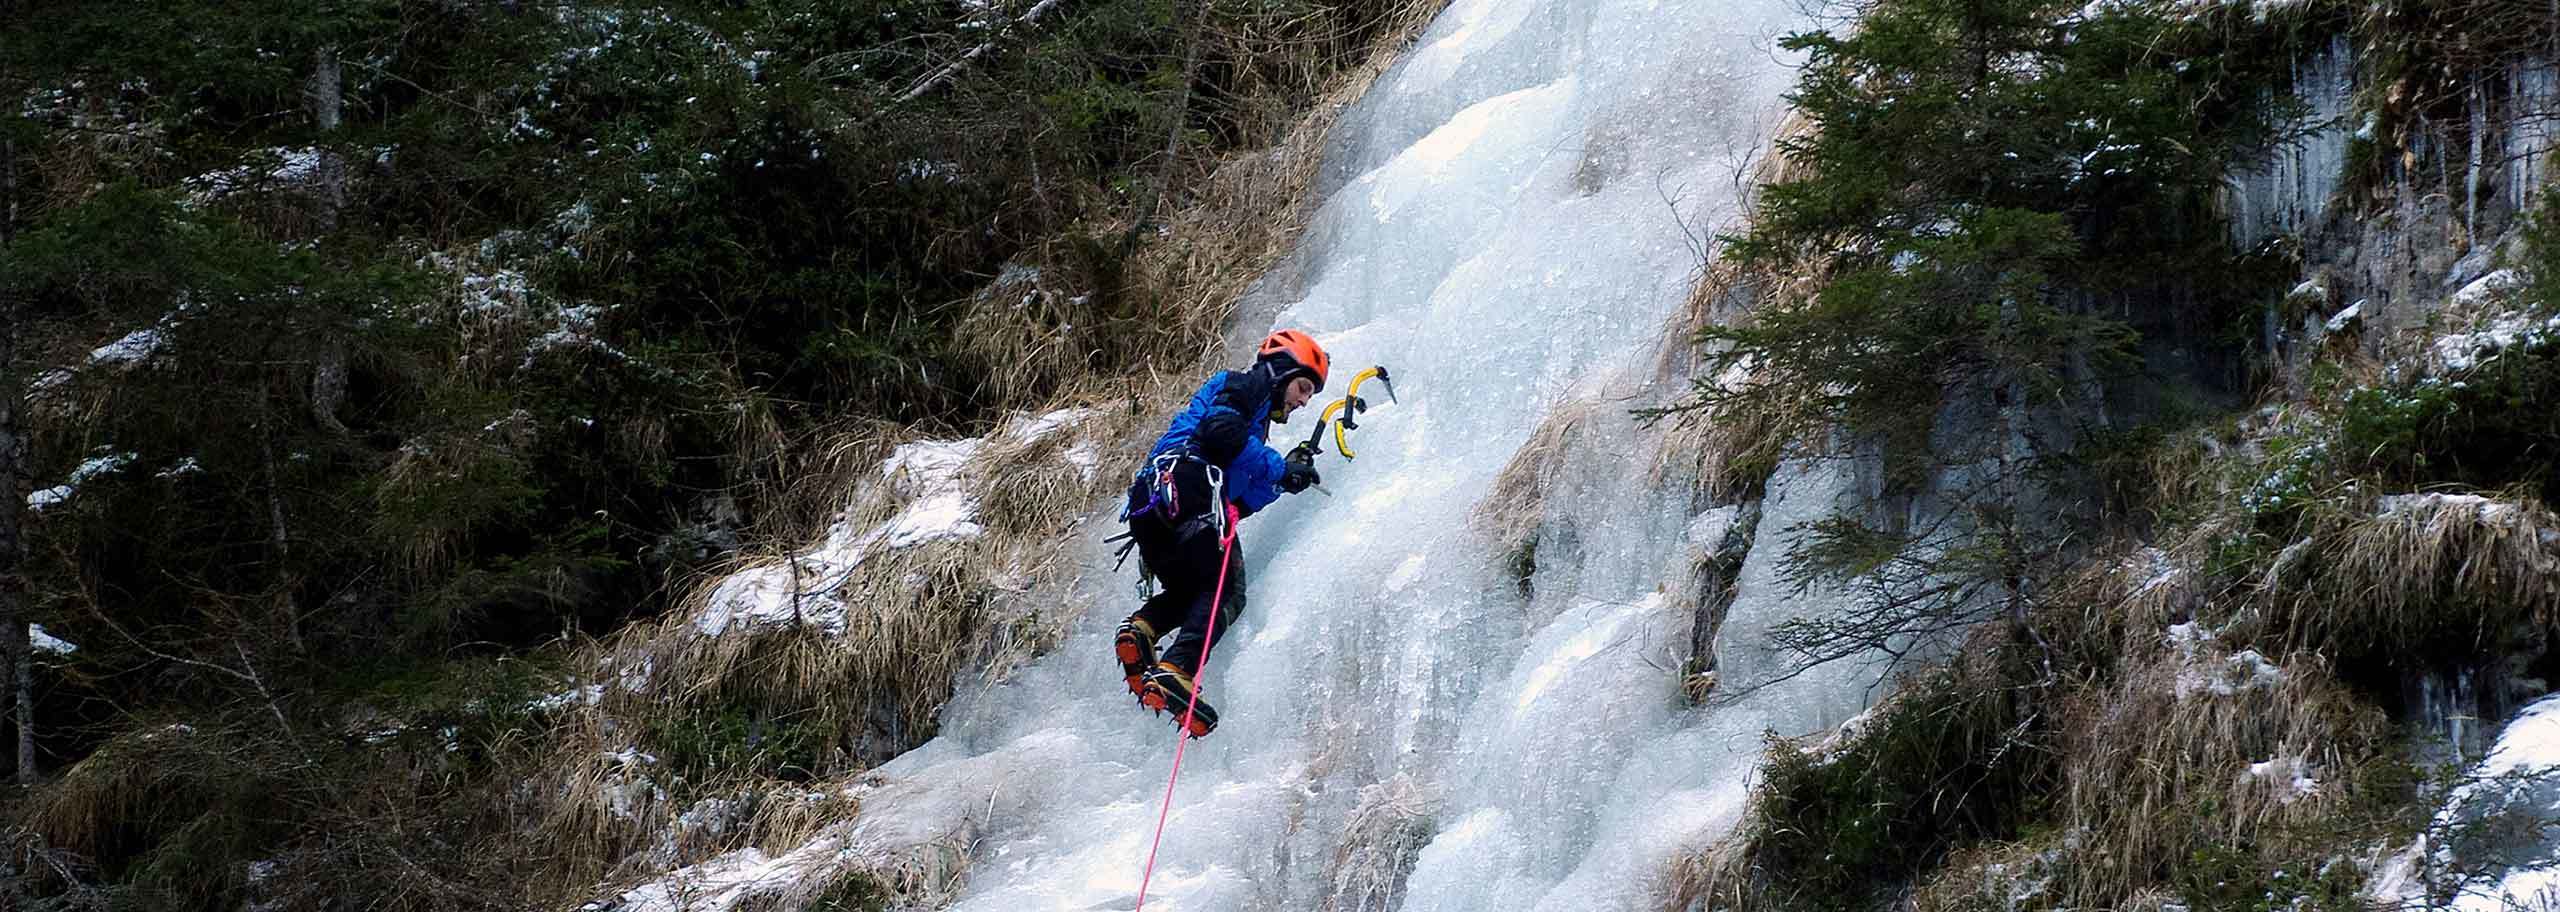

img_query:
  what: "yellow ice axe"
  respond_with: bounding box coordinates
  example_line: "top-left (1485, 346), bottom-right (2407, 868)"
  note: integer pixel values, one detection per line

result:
top-left (1298, 366), bottom-right (1397, 460)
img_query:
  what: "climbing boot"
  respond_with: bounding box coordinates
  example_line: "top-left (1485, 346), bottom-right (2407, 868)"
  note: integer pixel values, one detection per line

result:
top-left (1114, 617), bottom-right (1160, 695)
top-left (1139, 662), bottom-right (1219, 738)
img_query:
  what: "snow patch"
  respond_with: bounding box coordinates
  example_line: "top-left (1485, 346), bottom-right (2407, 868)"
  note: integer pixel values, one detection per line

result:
top-left (457, 268), bottom-right (534, 317)
top-left (2178, 648), bottom-right (2284, 699)
top-left (1805, 699), bottom-right (1891, 765)
top-left (2373, 493), bottom-right (2541, 556)
top-left (2243, 755), bottom-right (2320, 803)
top-left (1686, 505), bottom-right (1744, 552)
top-left (27, 453), bottom-right (136, 512)
top-left (30, 624), bottom-right (77, 656)
top-left (90, 328), bottom-right (167, 366)
top-left (2127, 547), bottom-right (2182, 598)
top-left (584, 838), bottom-right (851, 912)
top-left (183, 146), bottom-right (335, 205)
top-left (522, 303), bottom-right (627, 369)
top-left (2164, 619), bottom-right (2215, 657)
top-left (2429, 310), bottom-right (2560, 375)
top-left (2453, 269), bottom-right (2526, 310)
top-left (529, 684), bottom-right (604, 713)
top-left (690, 409), bottom-right (1094, 637)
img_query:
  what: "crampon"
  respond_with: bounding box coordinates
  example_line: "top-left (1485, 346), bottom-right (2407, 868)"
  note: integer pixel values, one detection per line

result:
top-left (1137, 663), bottom-right (1218, 738)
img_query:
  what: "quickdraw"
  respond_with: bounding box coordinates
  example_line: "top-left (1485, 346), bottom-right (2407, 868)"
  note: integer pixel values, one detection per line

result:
top-left (1299, 365), bottom-right (1398, 460)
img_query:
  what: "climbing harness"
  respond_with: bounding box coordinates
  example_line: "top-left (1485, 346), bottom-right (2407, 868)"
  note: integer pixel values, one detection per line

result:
top-left (1109, 453), bottom-right (1226, 579)
top-left (1134, 503), bottom-right (1239, 912)
top-left (1298, 365), bottom-right (1398, 460)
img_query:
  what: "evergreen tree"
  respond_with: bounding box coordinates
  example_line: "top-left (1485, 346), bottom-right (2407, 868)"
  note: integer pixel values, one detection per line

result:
top-left (1677, 0), bottom-right (2318, 681)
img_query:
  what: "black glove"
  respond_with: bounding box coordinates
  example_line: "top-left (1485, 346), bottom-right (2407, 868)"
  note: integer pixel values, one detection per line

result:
top-left (1280, 445), bottom-right (1321, 493)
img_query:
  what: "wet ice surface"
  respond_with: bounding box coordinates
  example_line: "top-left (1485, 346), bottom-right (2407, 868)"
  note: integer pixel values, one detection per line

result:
top-left (841, 1), bottom-right (1895, 909)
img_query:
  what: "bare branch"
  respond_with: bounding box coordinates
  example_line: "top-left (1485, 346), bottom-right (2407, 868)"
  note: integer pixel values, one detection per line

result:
top-left (894, 0), bottom-right (1071, 105)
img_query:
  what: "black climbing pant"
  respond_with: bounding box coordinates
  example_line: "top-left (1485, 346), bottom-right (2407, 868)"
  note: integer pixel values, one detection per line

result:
top-left (1131, 513), bottom-right (1246, 677)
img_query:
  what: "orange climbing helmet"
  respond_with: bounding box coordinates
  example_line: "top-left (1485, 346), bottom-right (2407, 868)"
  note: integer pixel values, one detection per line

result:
top-left (1257, 329), bottom-right (1329, 392)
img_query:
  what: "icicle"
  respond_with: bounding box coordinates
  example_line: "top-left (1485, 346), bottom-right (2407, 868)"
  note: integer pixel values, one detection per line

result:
top-left (2467, 76), bottom-right (2485, 244)
top-left (2227, 36), bottom-right (2354, 248)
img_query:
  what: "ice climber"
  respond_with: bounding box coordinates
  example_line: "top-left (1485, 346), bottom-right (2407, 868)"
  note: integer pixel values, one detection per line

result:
top-left (1113, 329), bottom-right (1329, 736)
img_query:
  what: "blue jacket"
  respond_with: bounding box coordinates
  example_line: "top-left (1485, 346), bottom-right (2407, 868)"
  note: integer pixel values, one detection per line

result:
top-left (1143, 363), bottom-right (1292, 517)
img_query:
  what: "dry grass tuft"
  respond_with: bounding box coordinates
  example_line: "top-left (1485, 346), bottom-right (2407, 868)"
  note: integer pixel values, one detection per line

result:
top-left (527, 721), bottom-right (676, 888)
top-left (1647, 363), bottom-right (1793, 500)
top-left (1646, 266), bottom-right (1829, 500)
top-left (866, 833), bottom-right (979, 908)
top-left (372, 429), bottom-right (516, 578)
top-left (32, 108), bottom-right (171, 213)
top-left (656, 535), bottom-right (984, 743)
top-left (1653, 261), bottom-right (1762, 382)
top-left (1753, 109), bottom-right (1822, 189)
top-left (527, 394), bottom-right (1135, 895)
top-left (744, 783), bottom-right (865, 856)
top-left (2266, 489), bottom-right (2560, 650)
top-left (2052, 629), bottom-right (2383, 907)
top-left (1474, 394), bottom-right (1598, 559)
top-left (2047, 537), bottom-right (2216, 662)
top-left (1323, 774), bottom-right (1438, 912)
top-left (1907, 840), bottom-right (2064, 912)
top-left (22, 725), bottom-right (209, 859)
top-left (1652, 831), bottom-right (1755, 912)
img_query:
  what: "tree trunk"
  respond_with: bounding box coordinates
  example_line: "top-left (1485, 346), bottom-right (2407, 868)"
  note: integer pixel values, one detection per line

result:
top-left (260, 417), bottom-right (303, 654)
top-left (1, 137), bottom-right (35, 784)
top-left (304, 47), bottom-right (348, 232)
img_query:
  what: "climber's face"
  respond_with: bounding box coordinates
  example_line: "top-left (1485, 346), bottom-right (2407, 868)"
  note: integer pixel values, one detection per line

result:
top-left (1275, 376), bottom-right (1316, 423)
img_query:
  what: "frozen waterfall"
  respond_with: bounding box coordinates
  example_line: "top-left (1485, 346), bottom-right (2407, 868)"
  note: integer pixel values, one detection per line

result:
top-left (840, 1), bottom-right (1902, 909)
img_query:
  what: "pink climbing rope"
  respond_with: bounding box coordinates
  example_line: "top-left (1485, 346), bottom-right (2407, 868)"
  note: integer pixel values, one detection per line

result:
top-left (1134, 505), bottom-right (1240, 912)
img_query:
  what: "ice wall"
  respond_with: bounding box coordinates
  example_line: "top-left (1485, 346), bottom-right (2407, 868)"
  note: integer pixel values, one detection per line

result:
top-left (835, 1), bottom-right (1883, 909)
